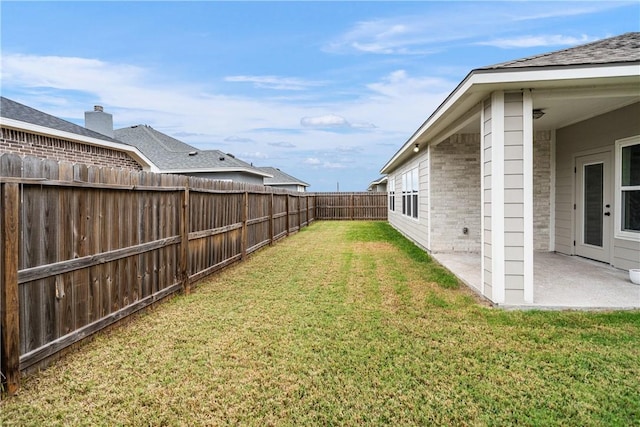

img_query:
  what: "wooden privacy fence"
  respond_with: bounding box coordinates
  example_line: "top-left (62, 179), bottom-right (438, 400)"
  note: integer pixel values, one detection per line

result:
top-left (314, 192), bottom-right (388, 220)
top-left (0, 154), bottom-right (386, 394)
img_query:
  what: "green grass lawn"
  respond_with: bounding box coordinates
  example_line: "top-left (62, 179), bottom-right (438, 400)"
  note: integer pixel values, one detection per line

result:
top-left (2, 221), bottom-right (639, 426)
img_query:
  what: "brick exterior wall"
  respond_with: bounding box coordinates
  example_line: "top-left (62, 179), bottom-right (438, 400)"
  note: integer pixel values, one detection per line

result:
top-left (430, 133), bottom-right (482, 253)
top-left (533, 131), bottom-right (551, 251)
top-left (0, 127), bottom-right (143, 171)
top-left (428, 131), bottom-right (551, 254)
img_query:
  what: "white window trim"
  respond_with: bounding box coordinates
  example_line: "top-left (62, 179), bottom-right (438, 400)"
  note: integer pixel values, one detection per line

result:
top-left (388, 177), bottom-right (395, 212)
top-left (614, 135), bottom-right (640, 241)
top-left (401, 167), bottom-right (419, 220)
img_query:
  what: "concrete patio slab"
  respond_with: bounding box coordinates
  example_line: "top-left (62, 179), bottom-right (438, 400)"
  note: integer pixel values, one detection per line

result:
top-left (432, 251), bottom-right (640, 310)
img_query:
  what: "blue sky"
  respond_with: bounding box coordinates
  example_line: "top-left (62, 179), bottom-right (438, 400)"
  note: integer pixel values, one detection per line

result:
top-left (1, 1), bottom-right (638, 191)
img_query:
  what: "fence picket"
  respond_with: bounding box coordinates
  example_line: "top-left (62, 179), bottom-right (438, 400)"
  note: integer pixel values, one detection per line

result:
top-left (0, 154), bottom-right (387, 394)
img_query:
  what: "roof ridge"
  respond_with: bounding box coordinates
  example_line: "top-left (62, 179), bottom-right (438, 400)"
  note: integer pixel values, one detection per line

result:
top-left (481, 32), bottom-right (640, 70)
top-left (131, 125), bottom-right (198, 153)
top-left (519, 32), bottom-right (635, 62)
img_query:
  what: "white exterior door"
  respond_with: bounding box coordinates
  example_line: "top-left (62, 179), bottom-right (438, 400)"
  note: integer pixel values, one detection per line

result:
top-left (575, 152), bottom-right (612, 263)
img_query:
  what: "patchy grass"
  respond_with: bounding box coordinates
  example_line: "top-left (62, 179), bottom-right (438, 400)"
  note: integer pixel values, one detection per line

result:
top-left (2, 221), bottom-right (639, 426)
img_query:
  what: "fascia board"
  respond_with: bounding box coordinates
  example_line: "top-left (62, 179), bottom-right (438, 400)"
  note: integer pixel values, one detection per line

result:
top-left (268, 181), bottom-right (309, 186)
top-left (161, 167), bottom-right (274, 178)
top-left (380, 63), bottom-right (640, 175)
top-left (1, 117), bottom-right (160, 172)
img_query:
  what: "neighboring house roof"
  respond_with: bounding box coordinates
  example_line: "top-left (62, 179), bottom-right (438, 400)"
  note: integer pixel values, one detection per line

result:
top-left (0, 96), bottom-right (155, 169)
top-left (1, 96), bottom-right (116, 141)
top-left (381, 32), bottom-right (640, 174)
top-left (114, 125), bottom-right (271, 177)
top-left (367, 176), bottom-right (387, 191)
top-left (257, 166), bottom-right (309, 187)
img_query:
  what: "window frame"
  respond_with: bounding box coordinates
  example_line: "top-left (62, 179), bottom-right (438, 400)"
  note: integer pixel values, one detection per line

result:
top-left (614, 135), bottom-right (640, 241)
top-left (401, 168), bottom-right (419, 219)
top-left (388, 177), bottom-right (395, 212)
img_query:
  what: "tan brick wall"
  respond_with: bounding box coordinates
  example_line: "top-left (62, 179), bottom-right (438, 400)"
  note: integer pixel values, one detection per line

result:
top-left (533, 131), bottom-right (551, 251)
top-left (428, 130), bottom-right (550, 254)
top-left (0, 127), bottom-right (143, 170)
top-left (430, 133), bottom-right (482, 253)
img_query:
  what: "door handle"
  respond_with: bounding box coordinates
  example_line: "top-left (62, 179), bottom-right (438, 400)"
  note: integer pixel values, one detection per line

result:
top-left (604, 212), bottom-right (611, 216)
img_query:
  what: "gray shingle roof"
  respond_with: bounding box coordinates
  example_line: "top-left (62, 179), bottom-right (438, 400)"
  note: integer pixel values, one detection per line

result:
top-left (257, 166), bottom-right (309, 187)
top-left (482, 32), bottom-right (640, 70)
top-left (0, 96), bottom-right (124, 144)
top-left (114, 125), bottom-right (266, 174)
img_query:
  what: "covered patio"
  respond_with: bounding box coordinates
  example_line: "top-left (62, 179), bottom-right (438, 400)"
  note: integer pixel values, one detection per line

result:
top-left (433, 252), bottom-right (640, 310)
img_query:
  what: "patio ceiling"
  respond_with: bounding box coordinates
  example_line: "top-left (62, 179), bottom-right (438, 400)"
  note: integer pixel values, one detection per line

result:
top-left (382, 66), bottom-right (640, 174)
top-left (449, 82), bottom-right (640, 135)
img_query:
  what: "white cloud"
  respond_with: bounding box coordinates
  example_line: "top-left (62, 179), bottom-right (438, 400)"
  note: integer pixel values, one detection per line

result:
top-left (239, 151), bottom-right (269, 160)
top-left (367, 69), bottom-right (453, 99)
top-left (302, 157), bottom-right (346, 170)
top-left (511, 4), bottom-right (624, 21)
top-left (1, 54), bottom-right (145, 90)
top-left (224, 75), bottom-right (324, 91)
top-left (0, 53), bottom-right (455, 190)
top-left (299, 114), bottom-right (378, 131)
top-left (350, 121), bottom-right (377, 129)
top-left (477, 34), bottom-right (595, 49)
top-left (322, 162), bottom-right (347, 170)
top-left (268, 141), bottom-right (296, 148)
top-left (304, 158), bottom-right (322, 165)
top-left (300, 114), bottom-right (350, 128)
top-left (323, 3), bottom-right (623, 56)
top-left (225, 136), bottom-right (254, 143)
top-left (324, 17), bottom-right (442, 55)
top-left (0, 53), bottom-right (306, 135)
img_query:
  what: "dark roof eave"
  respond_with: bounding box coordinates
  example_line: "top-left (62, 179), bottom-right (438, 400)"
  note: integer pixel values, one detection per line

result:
top-left (160, 167), bottom-right (273, 177)
top-left (266, 181), bottom-right (309, 187)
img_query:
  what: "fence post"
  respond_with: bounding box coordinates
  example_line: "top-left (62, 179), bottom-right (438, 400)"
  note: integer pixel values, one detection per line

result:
top-left (241, 191), bottom-right (248, 259)
top-left (1, 182), bottom-right (20, 395)
top-left (180, 185), bottom-right (190, 294)
top-left (298, 195), bottom-right (302, 230)
top-left (285, 195), bottom-right (290, 236)
top-left (350, 194), bottom-right (354, 220)
top-left (269, 193), bottom-right (274, 245)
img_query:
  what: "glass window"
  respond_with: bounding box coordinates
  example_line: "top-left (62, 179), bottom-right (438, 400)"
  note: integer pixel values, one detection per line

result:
top-left (388, 178), bottom-right (395, 212)
top-left (400, 168), bottom-right (419, 219)
top-left (616, 137), bottom-right (640, 240)
top-left (621, 143), bottom-right (640, 232)
top-left (583, 163), bottom-right (603, 246)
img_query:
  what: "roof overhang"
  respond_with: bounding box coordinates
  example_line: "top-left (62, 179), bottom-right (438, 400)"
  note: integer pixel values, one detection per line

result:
top-left (369, 176), bottom-right (388, 185)
top-left (161, 167), bottom-right (274, 178)
top-left (367, 176), bottom-right (388, 191)
top-left (266, 181), bottom-right (309, 187)
top-left (0, 117), bottom-right (159, 172)
top-left (380, 63), bottom-right (640, 174)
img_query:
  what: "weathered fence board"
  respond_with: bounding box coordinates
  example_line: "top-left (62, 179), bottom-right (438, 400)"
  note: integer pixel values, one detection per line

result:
top-left (1, 182), bottom-right (20, 395)
top-left (314, 192), bottom-right (387, 220)
top-left (0, 153), bottom-right (387, 395)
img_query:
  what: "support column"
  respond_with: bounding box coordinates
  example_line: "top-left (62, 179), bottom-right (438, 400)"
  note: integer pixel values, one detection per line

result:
top-left (481, 91), bottom-right (534, 305)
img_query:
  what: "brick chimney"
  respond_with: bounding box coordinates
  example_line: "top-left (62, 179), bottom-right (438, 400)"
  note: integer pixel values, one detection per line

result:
top-left (84, 105), bottom-right (114, 138)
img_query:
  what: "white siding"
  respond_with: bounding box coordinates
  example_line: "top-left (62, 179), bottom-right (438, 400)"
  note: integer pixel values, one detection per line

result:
top-left (482, 96), bottom-right (495, 301)
top-left (387, 154), bottom-right (429, 250)
top-left (503, 92), bottom-right (527, 304)
top-left (555, 102), bottom-right (640, 269)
